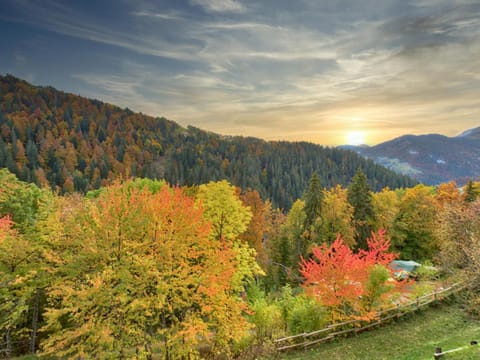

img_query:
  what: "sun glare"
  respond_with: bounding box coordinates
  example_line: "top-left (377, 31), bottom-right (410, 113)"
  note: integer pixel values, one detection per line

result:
top-left (345, 131), bottom-right (366, 145)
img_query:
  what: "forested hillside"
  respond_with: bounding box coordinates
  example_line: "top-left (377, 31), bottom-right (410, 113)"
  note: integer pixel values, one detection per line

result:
top-left (0, 75), bottom-right (415, 209)
top-left (352, 131), bottom-right (480, 185)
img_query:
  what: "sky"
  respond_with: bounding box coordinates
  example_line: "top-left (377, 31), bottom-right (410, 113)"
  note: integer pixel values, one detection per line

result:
top-left (1, 0), bottom-right (479, 146)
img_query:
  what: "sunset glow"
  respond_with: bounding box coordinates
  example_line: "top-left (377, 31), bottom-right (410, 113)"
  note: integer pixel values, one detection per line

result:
top-left (1, 0), bottom-right (479, 145)
top-left (345, 131), bottom-right (367, 146)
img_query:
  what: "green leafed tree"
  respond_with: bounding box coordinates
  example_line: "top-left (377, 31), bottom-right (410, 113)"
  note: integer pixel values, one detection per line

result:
top-left (0, 169), bottom-right (53, 356)
top-left (196, 180), bottom-right (263, 291)
top-left (197, 180), bottom-right (252, 242)
top-left (392, 184), bottom-right (438, 260)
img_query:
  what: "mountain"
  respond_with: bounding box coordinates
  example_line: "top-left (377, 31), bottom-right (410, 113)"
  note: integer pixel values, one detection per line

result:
top-left (457, 127), bottom-right (480, 140)
top-left (0, 75), bottom-right (416, 209)
top-left (351, 130), bottom-right (480, 185)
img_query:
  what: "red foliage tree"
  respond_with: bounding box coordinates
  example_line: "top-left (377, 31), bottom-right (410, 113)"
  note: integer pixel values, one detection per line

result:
top-left (0, 216), bottom-right (13, 242)
top-left (300, 229), bottom-right (399, 321)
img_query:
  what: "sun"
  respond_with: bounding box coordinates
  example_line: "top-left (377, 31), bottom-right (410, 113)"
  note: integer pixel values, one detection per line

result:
top-left (345, 131), bottom-right (367, 145)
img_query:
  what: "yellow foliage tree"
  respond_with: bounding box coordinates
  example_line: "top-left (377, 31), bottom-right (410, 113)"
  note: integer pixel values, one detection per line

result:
top-left (41, 181), bottom-right (251, 359)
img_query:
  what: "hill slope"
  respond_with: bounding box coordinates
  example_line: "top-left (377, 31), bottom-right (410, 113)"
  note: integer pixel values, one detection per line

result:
top-left (353, 130), bottom-right (480, 185)
top-left (277, 303), bottom-right (480, 360)
top-left (0, 75), bottom-right (415, 209)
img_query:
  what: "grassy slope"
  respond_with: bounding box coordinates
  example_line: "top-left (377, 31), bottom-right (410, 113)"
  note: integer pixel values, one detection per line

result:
top-left (277, 302), bottom-right (480, 360)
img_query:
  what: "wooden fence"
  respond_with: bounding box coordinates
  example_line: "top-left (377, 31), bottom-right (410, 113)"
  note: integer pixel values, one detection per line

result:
top-left (434, 341), bottom-right (478, 359)
top-left (274, 282), bottom-right (466, 352)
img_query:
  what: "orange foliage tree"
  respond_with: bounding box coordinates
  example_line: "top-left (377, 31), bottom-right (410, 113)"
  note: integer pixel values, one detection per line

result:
top-left (300, 230), bottom-right (400, 322)
top-left (41, 181), bottom-right (251, 359)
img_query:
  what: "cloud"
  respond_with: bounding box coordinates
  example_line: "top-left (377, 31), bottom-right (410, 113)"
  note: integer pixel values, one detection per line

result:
top-left (132, 10), bottom-right (183, 20)
top-left (3, 0), bottom-right (200, 61)
top-left (3, 0), bottom-right (480, 145)
top-left (190, 0), bottom-right (245, 13)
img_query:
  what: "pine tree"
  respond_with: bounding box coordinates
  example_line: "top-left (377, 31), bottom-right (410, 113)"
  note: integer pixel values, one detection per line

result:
top-left (347, 168), bottom-right (376, 250)
top-left (303, 173), bottom-right (323, 230)
top-left (302, 172), bottom-right (323, 251)
top-left (464, 180), bottom-right (478, 203)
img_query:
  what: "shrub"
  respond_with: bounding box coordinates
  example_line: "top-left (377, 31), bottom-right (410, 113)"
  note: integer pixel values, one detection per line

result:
top-left (416, 261), bottom-right (439, 281)
top-left (251, 299), bottom-right (285, 340)
top-left (286, 295), bottom-right (327, 334)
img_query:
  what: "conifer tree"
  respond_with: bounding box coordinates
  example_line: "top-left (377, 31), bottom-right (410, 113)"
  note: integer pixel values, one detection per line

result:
top-left (303, 172), bottom-right (323, 231)
top-left (464, 180), bottom-right (478, 203)
top-left (301, 173), bottom-right (323, 254)
top-left (347, 168), bottom-right (376, 250)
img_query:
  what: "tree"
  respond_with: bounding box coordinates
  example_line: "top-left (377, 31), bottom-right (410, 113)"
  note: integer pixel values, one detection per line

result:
top-left (197, 180), bottom-right (252, 242)
top-left (196, 180), bottom-right (262, 291)
top-left (460, 200), bottom-right (480, 316)
top-left (0, 216), bottom-right (38, 357)
top-left (437, 199), bottom-right (480, 271)
top-left (392, 185), bottom-right (438, 260)
top-left (436, 199), bottom-right (480, 315)
top-left (300, 230), bottom-right (399, 322)
top-left (281, 199), bottom-right (305, 258)
top-left (303, 172), bottom-right (323, 244)
top-left (263, 203), bottom-right (290, 289)
top-left (435, 181), bottom-right (462, 208)
top-left (0, 170), bottom-right (53, 356)
top-left (320, 185), bottom-right (354, 246)
top-left (0, 168), bottom-right (51, 234)
top-left (1, 213), bottom-right (54, 356)
top-left (239, 189), bottom-right (267, 268)
top-left (464, 180), bottom-right (479, 203)
top-left (41, 181), bottom-right (251, 358)
top-left (372, 187), bottom-right (400, 236)
top-left (347, 168), bottom-right (376, 250)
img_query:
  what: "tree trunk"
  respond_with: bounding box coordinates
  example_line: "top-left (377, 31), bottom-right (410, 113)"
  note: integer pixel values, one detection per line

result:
top-left (6, 327), bottom-right (12, 358)
top-left (30, 288), bottom-right (40, 354)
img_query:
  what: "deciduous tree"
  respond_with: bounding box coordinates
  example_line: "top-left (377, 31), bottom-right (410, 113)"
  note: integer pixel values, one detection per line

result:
top-left (300, 230), bottom-right (398, 321)
top-left (392, 185), bottom-right (438, 260)
top-left (320, 185), bottom-right (355, 246)
top-left (41, 181), bottom-right (251, 359)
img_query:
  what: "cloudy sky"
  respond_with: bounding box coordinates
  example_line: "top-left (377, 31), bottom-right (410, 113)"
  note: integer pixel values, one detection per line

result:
top-left (1, 0), bottom-right (479, 145)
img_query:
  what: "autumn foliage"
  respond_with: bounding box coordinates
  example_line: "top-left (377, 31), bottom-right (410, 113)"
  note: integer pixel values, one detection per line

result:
top-left (0, 215), bottom-right (13, 242)
top-left (40, 181), bottom-right (251, 359)
top-left (1, 166), bottom-right (475, 357)
top-left (300, 230), bottom-right (399, 321)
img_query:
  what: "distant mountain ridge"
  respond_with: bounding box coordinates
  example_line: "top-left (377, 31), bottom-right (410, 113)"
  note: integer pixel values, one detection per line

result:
top-left (0, 74), bottom-right (416, 209)
top-left (457, 127), bottom-right (480, 140)
top-left (349, 129), bottom-right (480, 185)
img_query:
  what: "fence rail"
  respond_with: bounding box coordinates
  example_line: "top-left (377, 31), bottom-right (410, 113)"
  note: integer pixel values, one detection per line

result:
top-left (434, 341), bottom-right (478, 359)
top-left (274, 282), bottom-right (466, 352)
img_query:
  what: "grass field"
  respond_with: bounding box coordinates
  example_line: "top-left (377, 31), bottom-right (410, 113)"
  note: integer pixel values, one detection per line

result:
top-left (275, 302), bottom-right (480, 360)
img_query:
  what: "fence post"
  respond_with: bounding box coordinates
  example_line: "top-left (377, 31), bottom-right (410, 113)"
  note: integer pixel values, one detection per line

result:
top-left (434, 346), bottom-right (442, 359)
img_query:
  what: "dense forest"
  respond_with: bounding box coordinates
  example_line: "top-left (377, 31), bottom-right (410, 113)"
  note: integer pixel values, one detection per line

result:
top-left (0, 75), bottom-right (416, 209)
